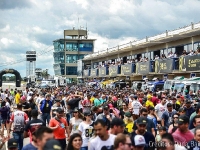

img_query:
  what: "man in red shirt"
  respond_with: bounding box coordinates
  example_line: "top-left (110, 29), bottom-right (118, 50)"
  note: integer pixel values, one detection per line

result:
top-left (49, 108), bottom-right (69, 150)
top-left (151, 93), bottom-right (160, 106)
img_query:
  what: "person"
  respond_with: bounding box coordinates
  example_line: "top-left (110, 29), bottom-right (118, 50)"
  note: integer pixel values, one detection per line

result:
top-left (38, 93), bottom-right (53, 124)
top-left (113, 133), bottom-right (133, 150)
top-left (145, 94), bottom-right (154, 109)
top-left (131, 117), bottom-right (155, 150)
top-left (96, 104), bottom-right (115, 130)
top-left (133, 108), bottom-right (155, 136)
top-left (22, 131), bottom-right (37, 150)
top-left (109, 117), bottom-right (125, 135)
top-left (184, 99), bottom-right (195, 118)
top-left (35, 126), bottom-right (54, 150)
top-left (187, 125), bottom-right (200, 150)
top-left (67, 133), bottom-right (83, 150)
top-left (89, 119), bottom-right (116, 150)
top-left (9, 103), bottom-right (29, 150)
top-left (0, 101), bottom-right (10, 137)
top-left (147, 106), bottom-right (158, 135)
top-left (21, 96), bottom-right (31, 116)
top-left (190, 115), bottom-right (200, 133)
top-left (119, 102), bottom-right (129, 119)
top-left (50, 99), bottom-right (63, 118)
top-left (168, 113), bottom-right (179, 133)
top-left (7, 138), bottom-right (18, 150)
top-left (23, 109), bottom-right (46, 142)
top-left (49, 108), bottom-right (69, 150)
top-left (132, 135), bottom-right (146, 150)
top-left (15, 90), bottom-right (21, 104)
top-left (172, 115), bottom-right (194, 146)
top-left (155, 97), bottom-right (167, 121)
top-left (161, 103), bottom-right (176, 130)
top-left (155, 126), bottom-right (167, 142)
top-left (157, 133), bottom-right (187, 150)
top-left (0, 136), bottom-right (7, 150)
top-left (43, 139), bottom-right (62, 150)
top-left (123, 112), bottom-right (134, 133)
top-left (131, 95), bottom-right (142, 120)
top-left (69, 108), bottom-right (83, 136)
top-left (78, 111), bottom-right (94, 150)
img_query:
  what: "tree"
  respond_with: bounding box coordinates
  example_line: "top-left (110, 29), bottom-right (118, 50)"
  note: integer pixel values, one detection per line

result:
top-left (41, 69), bottom-right (50, 79)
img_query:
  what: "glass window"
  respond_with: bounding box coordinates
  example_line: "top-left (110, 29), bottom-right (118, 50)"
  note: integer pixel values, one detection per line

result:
top-left (150, 52), bottom-right (154, 60)
top-left (79, 43), bottom-right (93, 51)
top-left (184, 45), bottom-right (188, 52)
top-left (66, 43), bottom-right (78, 51)
top-left (194, 42), bottom-right (200, 50)
top-left (66, 67), bottom-right (77, 75)
top-left (53, 64), bottom-right (65, 75)
top-left (78, 54), bottom-right (85, 60)
top-left (53, 52), bottom-right (65, 63)
top-left (53, 41), bottom-right (65, 52)
top-left (66, 54), bottom-right (78, 63)
top-left (188, 44), bottom-right (192, 51)
top-left (163, 48), bottom-right (168, 57)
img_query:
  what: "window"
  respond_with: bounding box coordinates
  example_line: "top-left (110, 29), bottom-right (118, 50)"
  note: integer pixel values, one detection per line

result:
top-left (53, 52), bottom-right (65, 63)
top-left (66, 43), bottom-right (78, 51)
top-left (53, 41), bottom-right (65, 52)
top-left (66, 67), bottom-right (77, 75)
top-left (66, 55), bottom-right (78, 63)
top-left (79, 43), bottom-right (93, 51)
top-left (78, 54), bottom-right (85, 60)
top-left (194, 42), bottom-right (200, 50)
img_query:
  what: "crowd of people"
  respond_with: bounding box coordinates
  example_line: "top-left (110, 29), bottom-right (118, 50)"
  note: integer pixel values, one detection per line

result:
top-left (0, 85), bottom-right (200, 150)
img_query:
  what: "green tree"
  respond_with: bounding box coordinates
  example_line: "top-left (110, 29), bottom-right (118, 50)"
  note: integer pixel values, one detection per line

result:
top-left (41, 70), bottom-right (50, 79)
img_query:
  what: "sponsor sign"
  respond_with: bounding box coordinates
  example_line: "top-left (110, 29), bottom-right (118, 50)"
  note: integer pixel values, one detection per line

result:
top-left (109, 66), bottom-right (118, 77)
top-left (136, 61), bottom-right (150, 75)
top-left (155, 59), bottom-right (173, 73)
top-left (121, 64), bottom-right (133, 75)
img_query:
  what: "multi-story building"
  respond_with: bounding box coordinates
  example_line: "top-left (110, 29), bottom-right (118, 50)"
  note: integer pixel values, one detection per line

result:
top-left (53, 29), bottom-right (95, 83)
top-left (81, 22), bottom-right (200, 82)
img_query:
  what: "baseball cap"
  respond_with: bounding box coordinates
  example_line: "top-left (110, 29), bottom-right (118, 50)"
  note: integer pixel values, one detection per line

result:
top-left (55, 99), bottom-right (61, 102)
top-left (137, 117), bottom-right (147, 125)
top-left (177, 115), bottom-right (189, 125)
top-left (45, 93), bottom-right (51, 98)
top-left (103, 104), bottom-right (110, 110)
top-left (130, 94), bottom-right (134, 97)
top-left (43, 139), bottom-right (62, 150)
top-left (133, 135), bottom-right (146, 146)
top-left (185, 99), bottom-right (192, 104)
top-left (20, 96), bottom-right (26, 101)
top-left (56, 108), bottom-right (64, 114)
top-left (108, 104), bottom-right (114, 109)
top-left (147, 95), bottom-right (152, 99)
top-left (124, 112), bottom-right (132, 118)
top-left (7, 138), bottom-right (18, 148)
top-left (110, 118), bottom-right (125, 127)
top-left (73, 108), bottom-right (79, 113)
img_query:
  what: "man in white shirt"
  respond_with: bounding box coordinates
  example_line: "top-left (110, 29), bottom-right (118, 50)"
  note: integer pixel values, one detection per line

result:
top-left (155, 97), bottom-right (168, 121)
top-left (89, 119), bottom-right (116, 150)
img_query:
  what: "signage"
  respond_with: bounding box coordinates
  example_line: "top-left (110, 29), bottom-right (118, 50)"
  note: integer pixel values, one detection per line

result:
top-left (190, 73), bottom-right (196, 78)
top-left (4, 69), bottom-right (14, 73)
top-left (90, 69), bottom-right (98, 77)
top-left (83, 70), bottom-right (89, 77)
top-left (121, 64), bottom-right (133, 75)
top-left (109, 66), bottom-right (118, 77)
top-left (155, 59), bottom-right (173, 73)
top-left (179, 55), bottom-right (200, 71)
top-left (99, 67), bottom-right (106, 77)
top-left (136, 61), bottom-right (150, 75)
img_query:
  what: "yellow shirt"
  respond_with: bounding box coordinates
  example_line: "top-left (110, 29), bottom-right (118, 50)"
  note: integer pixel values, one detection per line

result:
top-left (125, 121), bottom-right (134, 133)
top-left (90, 97), bottom-right (95, 104)
top-left (145, 100), bottom-right (154, 107)
top-left (15, 93), bottom-right (20, 104)
top-left (176, 100), bottom-right (181, 105)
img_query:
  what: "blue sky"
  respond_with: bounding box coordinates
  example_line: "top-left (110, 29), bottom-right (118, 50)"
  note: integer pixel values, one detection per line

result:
top-left (1, 0), bottom-right (200, 77)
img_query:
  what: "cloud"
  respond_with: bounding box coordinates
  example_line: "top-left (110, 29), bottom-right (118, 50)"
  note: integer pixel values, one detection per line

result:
top-left (0, 0), bottom-right (33, 9)
top-left (1, 0), bottom-right (200, 77)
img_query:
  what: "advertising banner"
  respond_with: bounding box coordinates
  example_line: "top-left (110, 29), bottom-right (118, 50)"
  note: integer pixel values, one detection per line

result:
top-left (136, 61), bottom-right (150, 75)
top-left (121, 64), bottom-right (133, 75)
top-left (90, 69), bottom-right (98, 77)
top-left (155, 59), bottom-right (173, 73)
top-left (179, 55), bottom-right (200, 72)
top-left (83, 70), bottom-right (89, 77)
top-left (109, 66), bottom-right (118, 77)
top-left (99, 67), bottom-right (106, 77)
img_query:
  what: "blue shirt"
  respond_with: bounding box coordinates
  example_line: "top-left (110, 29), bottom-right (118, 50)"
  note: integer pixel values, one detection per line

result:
top-left (22, 143), bottom-right (37, 150)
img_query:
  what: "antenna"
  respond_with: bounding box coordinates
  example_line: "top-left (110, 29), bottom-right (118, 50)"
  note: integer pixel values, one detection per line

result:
top-left (77, 17), bottom-right (79, 29)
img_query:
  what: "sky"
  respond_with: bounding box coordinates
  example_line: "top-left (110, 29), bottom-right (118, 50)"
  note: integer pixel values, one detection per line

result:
top-left (1, 0), bottom-right (200, 77)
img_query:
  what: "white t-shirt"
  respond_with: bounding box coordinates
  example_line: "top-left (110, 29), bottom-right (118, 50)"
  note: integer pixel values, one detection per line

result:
top-left (132, 100), bottom-right (142, 115)
top-left (78, 121), bottom-right (94, 147)
top-left (70, 117), bottom-right (83, 135)
top-left (89, 134), bottom-right (116, 150)
top-left (155, 103), bottom-right (167, 119)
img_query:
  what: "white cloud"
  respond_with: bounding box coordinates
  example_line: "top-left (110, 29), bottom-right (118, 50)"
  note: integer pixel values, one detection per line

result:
top-left (1, 0), bottom-right (200, 77)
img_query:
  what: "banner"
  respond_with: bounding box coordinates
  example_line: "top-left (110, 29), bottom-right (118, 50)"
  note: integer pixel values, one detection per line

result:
top-left (155, 59), bottom-right (173, 73)
top-left (90, 69), bottom-right (98, 77)
top-left (99, 67), bottom-right (106, 77)
top-left (109, 66), bottom-right (118, 77)
top-left (179, 55), bottom-right (200, 71)
top-left (136, 61), bottom-right (150, 75)
top-left (83, 70), bottom-right (89, 77)
top-left (121, 64), bottom-right (133, 75)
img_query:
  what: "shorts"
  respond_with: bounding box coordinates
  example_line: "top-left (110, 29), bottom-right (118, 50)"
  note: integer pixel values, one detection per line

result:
top-left (1, 119), bottom-right (9, 124)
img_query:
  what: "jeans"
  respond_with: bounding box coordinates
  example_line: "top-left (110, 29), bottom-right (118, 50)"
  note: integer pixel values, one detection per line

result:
top-left (57, 139), bottom-right (66, 150)
top-left (81, 147), bottom-right (88, 150)
top-left (41, 113), bottom-right (50, 124)
top-left (13, 132), bottom-right (23, 150)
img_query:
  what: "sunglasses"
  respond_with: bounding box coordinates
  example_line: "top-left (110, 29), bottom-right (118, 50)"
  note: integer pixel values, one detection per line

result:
top-left (125, 143), bottom-right (132, 147)
top-left (122, 105), bottom-right (126, 106)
